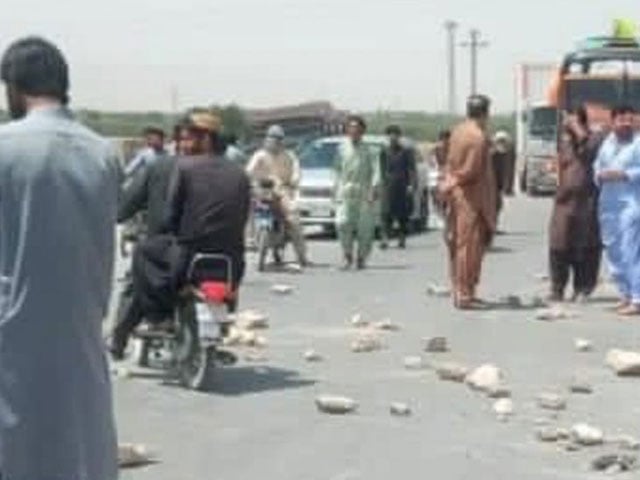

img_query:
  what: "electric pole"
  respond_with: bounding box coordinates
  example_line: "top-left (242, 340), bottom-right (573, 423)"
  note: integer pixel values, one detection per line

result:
top-left (444, 20), bottom-right (458, 115)
top-left (460, 29), bottom-right (489, 96)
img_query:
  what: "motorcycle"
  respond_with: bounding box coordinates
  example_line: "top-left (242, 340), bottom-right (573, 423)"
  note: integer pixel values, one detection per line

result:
top-left (253, 179), bottom-right (287, 272)
top-left (131, 253), bottom-right (238, 391)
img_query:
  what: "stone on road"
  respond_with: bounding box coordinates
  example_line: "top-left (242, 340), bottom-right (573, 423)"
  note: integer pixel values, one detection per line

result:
top-left (303, 349), bottom-right (324, 362)
top-left (436, 362), bottom-right (470, 383)
top-left (606, 349), bottom-right (640, 376)
top-left (571, 423), bottom-right (605, 446)
top-left (351, 334), bottom-right (383, 353)
top-left (390, 402), bottom-right (412, 417)
top-left (403, 356), bottom-right (429, 371)
top-left (536, 392), bottom-right (567, 411)
top-left (493, 398), bottom-right (514, 421)
top-left (424, 336), bottom-right (449, 353)
top-left (574, 338), bottom-right (594, 353)
top-left (118, 443), bottom-right (156, 469)
top-left (465, 364), bottom-right (504, 394)
top-left (316, 395), bottom-right (359, 415)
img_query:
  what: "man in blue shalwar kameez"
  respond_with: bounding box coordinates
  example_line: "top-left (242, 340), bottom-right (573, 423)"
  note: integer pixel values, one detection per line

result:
top-left (594, 105), bottom-right (640, 316)
top-left (0, 37), bottom-right (119, 479)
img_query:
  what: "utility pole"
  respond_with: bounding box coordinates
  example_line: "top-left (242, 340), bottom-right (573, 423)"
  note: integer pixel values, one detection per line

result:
top-left (170, 85), bottom-right (179, 115)
top-left (444, 20), bottom-right (458, 115)
top-left (460, 29), bottom-right (489, 96)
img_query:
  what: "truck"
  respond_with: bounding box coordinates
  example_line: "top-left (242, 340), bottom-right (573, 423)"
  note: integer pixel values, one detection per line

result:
top-left (515, 63), bottom-right (559, 196)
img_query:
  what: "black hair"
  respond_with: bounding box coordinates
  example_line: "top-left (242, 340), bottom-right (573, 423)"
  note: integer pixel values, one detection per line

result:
top-left (438, 129), bottom-right (451, 141)
top-left (347, 115), bottom-right (367, 131)
top-left (466, 94), bottom-right (491, 119)
top-left (574, 106), bottom-right (588, 127)
top-left (611, 104), bottom-right (636, 119)
top-left (143, 126), bottom-right (165, 138)
top-left (0, 36), bottom-right (69, 104)
top-left (385, 124), bottom-right (402, 136)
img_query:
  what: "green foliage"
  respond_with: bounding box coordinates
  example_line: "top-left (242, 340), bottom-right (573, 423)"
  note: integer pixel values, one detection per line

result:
top-left (0, 107), bottom-right (515, 143)
top-left (364, 110), bottom-right (516, 142)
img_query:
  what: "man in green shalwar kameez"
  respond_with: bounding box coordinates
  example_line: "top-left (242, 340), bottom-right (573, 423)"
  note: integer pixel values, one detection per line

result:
top-left (334, 116), bottom-right (381, 270)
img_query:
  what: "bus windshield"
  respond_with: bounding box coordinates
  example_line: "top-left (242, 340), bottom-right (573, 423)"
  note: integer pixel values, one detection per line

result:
top-left (564, 77), bottom-right (625, 111)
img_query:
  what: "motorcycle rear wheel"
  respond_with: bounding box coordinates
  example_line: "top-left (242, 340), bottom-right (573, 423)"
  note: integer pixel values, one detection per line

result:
top-left (174, 300), bottom-right (216, 391)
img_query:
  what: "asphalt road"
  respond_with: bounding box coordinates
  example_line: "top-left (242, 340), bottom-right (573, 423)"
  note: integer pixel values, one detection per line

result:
top-left (113, 196), bottom-right (640, 480)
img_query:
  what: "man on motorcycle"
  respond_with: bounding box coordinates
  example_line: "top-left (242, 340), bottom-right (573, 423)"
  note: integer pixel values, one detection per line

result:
top-left (125, 126), bottom-right (168, 178)
top-left (111, 112), bottom-right (250, 360)
top-left (246, 125), bottom-right (309, 267)
top-left (132, 109), bottom-right (250, 326)
top-left (110, 125), bottom-right (178, 360)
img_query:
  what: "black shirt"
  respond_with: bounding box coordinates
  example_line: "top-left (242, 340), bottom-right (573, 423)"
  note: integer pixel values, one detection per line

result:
top-left (166, 154), bottom-right (251, 258)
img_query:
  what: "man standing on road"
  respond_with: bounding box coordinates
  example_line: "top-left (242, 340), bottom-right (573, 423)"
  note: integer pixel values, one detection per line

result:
top-left (594, 105), bottom-right (640, 316)
top-left (0, 37), bottom-right (119, 480)
top-left (490, 131), bottom-right (516, 232)
top-left (548, 107), bottom-right (603, 303)
top-left (247, 125), bottom-right (309, 267)
top-left (334, 115), bottom-right (381, 270)
top-left (440, 95), bottom-right (496, 309)
top-left (125, 126), bottom-right (168, 178)
top-left (380, 125), bottom-right (417, 249)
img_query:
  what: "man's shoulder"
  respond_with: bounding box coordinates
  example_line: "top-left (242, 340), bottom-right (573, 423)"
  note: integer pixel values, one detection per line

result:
top-left (0, 115), bottom-right (111, 154)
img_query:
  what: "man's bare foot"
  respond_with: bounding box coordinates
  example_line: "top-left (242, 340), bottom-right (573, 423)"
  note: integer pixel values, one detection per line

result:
top-left (614, 299), bottom-right (631, 312)
top-left (618, 304), bottom-right (640, 317)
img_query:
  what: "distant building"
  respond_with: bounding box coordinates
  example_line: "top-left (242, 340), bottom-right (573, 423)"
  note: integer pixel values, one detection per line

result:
top-left (246, 101), bottom-right (348, 147)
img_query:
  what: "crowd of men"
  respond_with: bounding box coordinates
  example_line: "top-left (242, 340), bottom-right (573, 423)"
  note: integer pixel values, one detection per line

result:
top-left (2, 32), bottom-right (638, 480)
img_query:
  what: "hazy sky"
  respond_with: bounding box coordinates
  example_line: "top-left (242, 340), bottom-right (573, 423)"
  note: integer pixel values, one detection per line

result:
top-left (0, 0), bottom-right (638, 112)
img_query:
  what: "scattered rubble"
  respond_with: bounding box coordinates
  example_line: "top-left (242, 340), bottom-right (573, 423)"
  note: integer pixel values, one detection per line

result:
top-left (232, 309), bottom-right (269, 330)
top-left (575, 338), bottom-right (594, 353)
top-left (569, 376), bottom-right (594, 395)
top-left (390, 402), bottom-right (412, 417)
top-left (436, 362), bottom-right (470, 383)
top-left (535, 306), bottom-right (578, 321)
top-left (350, 313), bottom-right (369, 328)
top-left (571, 423), bottom-right (605, 446)
top-left (118, 443), bottom-right (155, 469)
top-left (606, 435), bottom-right (640, 451)
top-left (224, 328), bottom-right (268, 348)
top-left (351, 334), bottom-right (383, 353)
top-left (315, 395), bottom-right (358, 415)
top-left (606, 349), bottom-right (640, 376)
top-left (536, 427), bottom-right (568, 443)
top-left (537, 392), bottom-right (567, 411)
top-left (403, 356), bottom-right (429, 371)
top-left (493, 398), bottom-right (514, 421)
top-left (591, 454), bottom-right (638, 473)
top-left (465, 364), bottom-right (503, 394)
top-left (303, 349), bottom-right (323, 363)
top-left (426, 283), bottom-right (451, 298)
top-left (270, 284), bottom-right (294, 295)
top-left (244, 351), bottom-right (268, 363)
top-left (374, 319), bottom-right (401, 332)
top-left (424, 337), bottom-right (449, 353)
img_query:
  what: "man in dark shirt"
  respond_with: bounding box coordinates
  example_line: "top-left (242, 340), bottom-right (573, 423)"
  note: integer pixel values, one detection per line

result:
top-left (380, 125), bottom-right (417, 249)
top-left (166, 110), bottom-right (251, 283)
